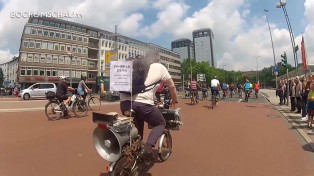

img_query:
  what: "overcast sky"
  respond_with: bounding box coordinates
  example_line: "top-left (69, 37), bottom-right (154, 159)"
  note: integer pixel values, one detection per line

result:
top-left (0, 0), bottom-right (313, 71)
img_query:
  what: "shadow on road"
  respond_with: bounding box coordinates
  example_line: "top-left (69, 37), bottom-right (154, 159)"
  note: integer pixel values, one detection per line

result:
top-left (302, 143), bottom-right (314, 153)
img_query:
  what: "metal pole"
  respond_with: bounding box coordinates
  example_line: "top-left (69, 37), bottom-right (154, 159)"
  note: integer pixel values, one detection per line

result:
top-left (278, 2), bottom-right (298, 75)
top-left (264, 9), bottom-right (278, 89)
top-left (69, 53), bottom-right (73, 87)
top-left (286, 68), bottom-right (289, 106)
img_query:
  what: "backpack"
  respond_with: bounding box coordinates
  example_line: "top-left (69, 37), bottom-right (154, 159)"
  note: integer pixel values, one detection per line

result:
top-left (119, 56), bottom-right (160, 95)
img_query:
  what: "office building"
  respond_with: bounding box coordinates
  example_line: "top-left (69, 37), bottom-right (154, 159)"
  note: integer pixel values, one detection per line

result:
top-left (0, 56), bottom-right (19, 88)
top-left (171, 38), bottom-right (194, 62)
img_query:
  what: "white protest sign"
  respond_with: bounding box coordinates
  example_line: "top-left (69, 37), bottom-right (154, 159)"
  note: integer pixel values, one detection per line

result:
top-left (110, 61), bottom-right (133, 91)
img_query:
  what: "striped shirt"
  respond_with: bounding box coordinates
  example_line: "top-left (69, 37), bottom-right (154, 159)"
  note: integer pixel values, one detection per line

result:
top-left (190, 81), bottom-right (198, 90)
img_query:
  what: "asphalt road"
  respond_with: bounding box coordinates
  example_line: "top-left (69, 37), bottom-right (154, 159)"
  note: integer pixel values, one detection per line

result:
top-left (1, 95), bottom-right (314, 176)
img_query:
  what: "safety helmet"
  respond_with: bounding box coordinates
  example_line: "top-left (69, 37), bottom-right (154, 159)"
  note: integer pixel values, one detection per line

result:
top-left (59, 76), bottom-right (66, 80)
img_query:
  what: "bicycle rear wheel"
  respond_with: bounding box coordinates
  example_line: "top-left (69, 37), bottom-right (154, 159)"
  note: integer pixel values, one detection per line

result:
top-left (73, 100), bottom-right (88, 117)
top-left (88, 96), bottom-right (101, 111)
top-left (158, 133), bottom-right (172, 161)
top-left (45, 102), bottom-right (62, 121)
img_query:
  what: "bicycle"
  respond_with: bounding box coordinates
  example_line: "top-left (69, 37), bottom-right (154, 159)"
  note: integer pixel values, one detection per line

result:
top-left (244, 90), bottom-right (251, 102)
top-left (190, 90), bottom-right (197, 105)
top-left (211, 90), bottom-right (219, 109)
top-left (254, 89), bottom-right (259, 99)
top-left (92, 107), bottom-right (182, 175)
top-left (238, 89), bottom-right (243, 98)
top-left (85, 91), bottom-right (101, 111)
top-left (45, 90), bottom-right (88, 121)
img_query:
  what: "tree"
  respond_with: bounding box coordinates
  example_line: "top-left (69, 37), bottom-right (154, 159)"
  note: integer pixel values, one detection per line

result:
top-left (0, 68), bottom-right (4, 87)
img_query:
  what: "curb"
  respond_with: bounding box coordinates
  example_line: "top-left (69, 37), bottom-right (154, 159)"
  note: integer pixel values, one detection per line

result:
top-left (266, 97), bottom-right (314, 152)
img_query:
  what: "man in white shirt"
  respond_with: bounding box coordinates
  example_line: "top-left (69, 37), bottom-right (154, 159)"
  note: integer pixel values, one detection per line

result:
top-left (210, 76), bottom-right (220, 98)
top-left (120, 49), bottom-right (178, 163)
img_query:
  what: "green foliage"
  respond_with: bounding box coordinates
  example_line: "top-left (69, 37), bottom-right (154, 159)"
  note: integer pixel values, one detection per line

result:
top-left (0, 68), bottom-right (4, 87)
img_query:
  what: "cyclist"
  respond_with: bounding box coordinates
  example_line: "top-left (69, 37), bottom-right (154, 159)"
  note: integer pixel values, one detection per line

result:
top-left (244, 79), bottom-right (252, 100)
top-left (237, 83), bottom-right (243, 97)
top-left (229, 83), bottom-right (235, 97)
top-left (222, 82), bottom-right (228, 98)
top-left (210, 76), bottom-right (220, 101)
top-left (190, 78), bottom-right (200, 103)
top-left (119, 50), bottom-right (178, 166)
top-left (254, 81), bottom-right (260, 98)
top-left (77, 76), bottom-right (91, 101)
top-left (56, 76), bottom-right (74, 114)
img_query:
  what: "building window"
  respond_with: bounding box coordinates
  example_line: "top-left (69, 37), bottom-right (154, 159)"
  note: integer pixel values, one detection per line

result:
top-left (83, 48), bottom-right (87, 54)
top-left (21, 53), bottom-right (27, 62)
top-left (54, 43), bottom-right (59, 51)
top-left (59, 56), bottom-right (64, 64)
top-left (52, 70), bottom-right (57, 77)
top-left (33, 69), bottom-right (39, 76)
top-left (78, 36), bottom-right (83, 42)
top-left (26, 68), bottom-right (32, 76)
top-left (60, 44), bottom-right (65, 51)
top-left (43, 30), bottom-right (49, 37)
top-left (53, 55), bottom-right (58, 64)
top-left (77, 47), bottom-right (82, 54)
top-left (76, 71), bottom-right (81, 78)
top-left (88, 72), bottom-right (96, 79)
top-left (65, 56), bottom-right (70, 65)
top-left (38, 20), bottom-right (43, 25)
top-left (60, 23), bottom-right (65, 29)
top-left (61, 33), bottom-right (66, 39)
top-left (55, 23), bottom-right (60, 28)
top-left (37, 29), bottom-right (43, 36)
top-left (81, 71), bottom-right (87, 77)
top-left (82, 59), bottom-right (87, 66)
top-left (66, 45), bottom-right (71, 52)
top-left (71, 70), bottom-right (76, 78)
top-left (67, 34), bottom-right (72, 40)
top-left (76, 58), bottom-right (81, 65)
top-left (35, 41), bottom-right (41, 49)
top-left (83, 37), bottom-right (88, 43)
top-left (29, 40), bottom-right (35, 48)
top-left (40, 54), bottom-right (46, 63)
top-left (34, 54), bottom-right (40, 62)
top-left (72, 57), bottom-right (76, 65)
top-left (22, 40), bottom-right (29, 48)
top-left (46, 69), bottom-right (51, 77)
top-left (49, 31), bottom-right (55, 38)
top-left (39, 69), bottom-right (45, 76)
top-left (64, 70), bottom-right (70, 77)
top-left (24, 27), bottom-right (31, 34)
top-left (41, 42), bottom-right (47, 50)
top-left (20, 67), bottom-right (26, 76)
top-left (31, 28), bottom-right (37, 35)
top-left (27, 54), bottom-right (33, 62)
top-left (55, 32), bottom-right (60, 38)
top-left (46, 55), bottom-right (52, 63)
top-left (58, 70), bottom-right (64, 77)
top-left (48, 42), bottom-right (53, 50)
top-left (72, 46), bottom-right (76, 53)
top-left (72, 35), bottom-right (77, 41)
top-left (44, 21), bottom-right (49, 26)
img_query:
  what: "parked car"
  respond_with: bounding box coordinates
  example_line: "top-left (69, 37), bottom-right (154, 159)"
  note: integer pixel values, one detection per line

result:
top-left (19, 83), bottom-right (57, 100)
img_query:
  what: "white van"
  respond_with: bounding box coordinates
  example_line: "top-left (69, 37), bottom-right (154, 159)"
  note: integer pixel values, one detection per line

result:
top-left (19, 83), bottom-right (57, 100)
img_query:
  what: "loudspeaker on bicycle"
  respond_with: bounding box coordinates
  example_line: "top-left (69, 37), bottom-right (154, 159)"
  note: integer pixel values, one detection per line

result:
top-left (93, 125), bottom-right (138, 162)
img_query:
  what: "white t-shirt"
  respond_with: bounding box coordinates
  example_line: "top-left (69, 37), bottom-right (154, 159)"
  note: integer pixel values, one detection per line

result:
top-left (120, 63), bottom-right (172, 105)
top-left (211, 79), bottom-right (220, 87)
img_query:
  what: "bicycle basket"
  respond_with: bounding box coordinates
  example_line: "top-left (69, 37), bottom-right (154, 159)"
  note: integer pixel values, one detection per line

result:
top-left (45, 91), bottom-right (56, 99)
top-left (162, 108), bottom-right (183, 130)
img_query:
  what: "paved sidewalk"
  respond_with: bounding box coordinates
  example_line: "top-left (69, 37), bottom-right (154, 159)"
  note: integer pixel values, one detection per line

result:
top-left (260, 89), bottom-right (314, 151)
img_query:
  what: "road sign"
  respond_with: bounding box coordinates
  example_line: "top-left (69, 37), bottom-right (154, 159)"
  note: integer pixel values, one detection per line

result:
top-left (197, 74), bottom-right (206, 82)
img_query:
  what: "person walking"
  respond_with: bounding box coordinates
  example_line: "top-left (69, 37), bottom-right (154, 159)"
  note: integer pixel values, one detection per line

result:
top-left (290, 79), bottom-right (296, 112)
top-left (301, 77), bottom-right (310, 121)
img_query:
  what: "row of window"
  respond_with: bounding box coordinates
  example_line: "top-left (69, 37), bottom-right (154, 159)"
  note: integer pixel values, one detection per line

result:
top-left (24, 26), bottom-right (89, 43)
top-left (160, 56), bottom-right (181, 65)
top-left (31, 18), bottom-right (87, 33)
top-left (22, 39), bottom-right (88, 55)
top-left (20, 67), bottom-right (87, 78)
top-left (20, 53), bottom-right (92, 66)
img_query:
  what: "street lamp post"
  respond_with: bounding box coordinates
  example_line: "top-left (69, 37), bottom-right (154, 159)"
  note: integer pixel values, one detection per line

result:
top-left (255, 56), bottom-right (260, 82)
top-left (276, 0), bottom-right (298, 75)
top-left (264, 9), bottom-right (278, 89)
top-left (68, 52), bottom-right (73, 87)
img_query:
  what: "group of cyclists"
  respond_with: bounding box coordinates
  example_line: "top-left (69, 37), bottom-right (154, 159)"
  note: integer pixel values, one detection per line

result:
top-left (186, 77), bottom-right (261, 104)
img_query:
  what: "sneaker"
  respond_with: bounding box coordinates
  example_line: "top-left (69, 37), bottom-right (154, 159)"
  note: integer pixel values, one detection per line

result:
top-left (139, 149), bottom-right (155, 161)
top-left (301, 117), bottom-right (308, 121)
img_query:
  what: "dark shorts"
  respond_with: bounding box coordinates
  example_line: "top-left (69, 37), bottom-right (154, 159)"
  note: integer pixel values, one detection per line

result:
top-left (56, 94), bottom-right (68, 103)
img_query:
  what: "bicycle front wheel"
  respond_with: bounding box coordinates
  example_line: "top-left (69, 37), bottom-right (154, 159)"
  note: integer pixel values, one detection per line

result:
top-left (158, 133), bottom-right (172, 162)
top-left (88, 96), bottom-right (101, 111)
top-left (73, 100), bottom-right (88, 117)
top-left (112, 155), bottom-right (138, 176)
top-left (45, 102), bottom-right (62, 121)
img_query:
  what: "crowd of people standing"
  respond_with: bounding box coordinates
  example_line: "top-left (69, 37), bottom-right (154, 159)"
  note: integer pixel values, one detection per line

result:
top-left (276, 75), bottom-right (314, 121)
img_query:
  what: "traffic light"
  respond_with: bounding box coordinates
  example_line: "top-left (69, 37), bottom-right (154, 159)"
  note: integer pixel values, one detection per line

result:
top-left (281, 52), bottom-right (287, 67)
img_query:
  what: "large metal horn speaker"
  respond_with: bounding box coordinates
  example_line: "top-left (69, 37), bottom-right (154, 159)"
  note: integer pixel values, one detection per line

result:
top-left (93, 126), bottom-right (138, 162)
